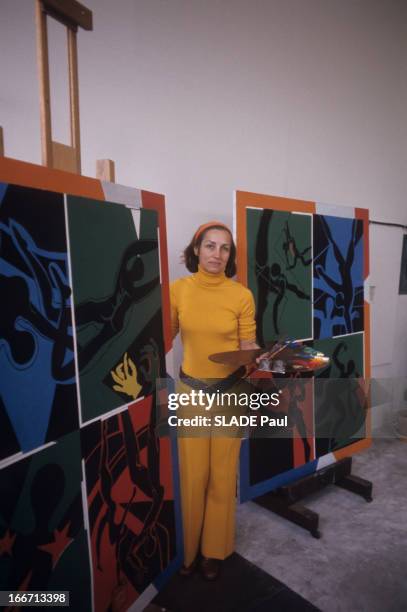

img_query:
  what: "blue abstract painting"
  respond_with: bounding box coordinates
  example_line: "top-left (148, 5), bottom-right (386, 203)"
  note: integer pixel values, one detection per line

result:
top-left (313, 214), bottom-right (364, 339)
top-left (0, 184), bottom-right (78, 460)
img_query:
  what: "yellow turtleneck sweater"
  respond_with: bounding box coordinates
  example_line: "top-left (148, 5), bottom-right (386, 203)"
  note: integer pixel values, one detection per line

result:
top-left (170, 266), bottom-right (256, 379)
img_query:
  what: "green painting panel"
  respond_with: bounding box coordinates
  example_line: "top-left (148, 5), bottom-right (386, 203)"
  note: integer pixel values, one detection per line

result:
top-left (67, 197), bottom-right (161, 422)
top-left (247, 208), bottom-right (312, 344)
top-left (0, 432), bottom-right (91, 611)
top-left (313, 332), bottom-right (366, 456)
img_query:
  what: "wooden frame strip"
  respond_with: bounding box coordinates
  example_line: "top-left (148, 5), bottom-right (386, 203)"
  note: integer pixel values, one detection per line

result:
top-left (36, 0), bottom-right (53, 167)
top-left (67, 27), bottom-right (81, 173)
top-left (41, 0), bottom-right (92, 31)
top-left (96, 160), bottom-right (116, 183)
top-left (35, 0), bottom-right (92, 173)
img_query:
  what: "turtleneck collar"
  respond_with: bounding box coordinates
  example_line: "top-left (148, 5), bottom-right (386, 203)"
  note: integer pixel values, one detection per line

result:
top-left (194, 264), bottom-right (227, 287)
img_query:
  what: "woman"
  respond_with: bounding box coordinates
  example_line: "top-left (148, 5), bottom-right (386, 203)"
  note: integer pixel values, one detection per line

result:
top-left (170, 221), bottom-right (258, 580)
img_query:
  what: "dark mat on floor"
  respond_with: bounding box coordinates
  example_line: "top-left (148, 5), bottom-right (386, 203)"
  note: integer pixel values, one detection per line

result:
top-left (152, 553), bottom-right (320, 612)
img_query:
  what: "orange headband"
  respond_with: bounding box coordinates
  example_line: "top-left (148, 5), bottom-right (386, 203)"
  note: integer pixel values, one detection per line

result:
top-left (193, 221), bottom-right (231, 242)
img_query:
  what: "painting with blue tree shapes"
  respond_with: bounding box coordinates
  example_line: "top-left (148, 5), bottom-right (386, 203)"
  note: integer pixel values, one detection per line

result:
top-left (0, 184), bottom-right (78, 461)
top-left (313, 214), bottom-right (364, 339)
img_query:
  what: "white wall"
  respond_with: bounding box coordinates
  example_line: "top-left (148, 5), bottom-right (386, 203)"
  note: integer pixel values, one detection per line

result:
top-left (1, 0), bottom-right (407, 388)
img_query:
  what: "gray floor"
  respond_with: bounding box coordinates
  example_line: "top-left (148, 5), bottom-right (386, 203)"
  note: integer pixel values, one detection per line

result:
top-left (236, 439), bottom-right (407, 612)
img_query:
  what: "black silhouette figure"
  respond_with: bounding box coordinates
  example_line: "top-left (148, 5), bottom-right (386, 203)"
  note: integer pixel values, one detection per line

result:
top-left (254, 211), bottom-right (310, 343)
top-left (333, 341), bottom-right (360, 378)
top-left (316, 341), bottom-right (365, 455)
top-left (76, 240), bottom-right (160, 370)
top-left (282, 221), bottom-right (312, 270)
top-left (287, 374), bottom-right (311, 463)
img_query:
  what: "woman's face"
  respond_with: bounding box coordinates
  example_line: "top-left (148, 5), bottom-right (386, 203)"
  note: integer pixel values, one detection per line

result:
top-left (194, 228), bottom-right (232, 274)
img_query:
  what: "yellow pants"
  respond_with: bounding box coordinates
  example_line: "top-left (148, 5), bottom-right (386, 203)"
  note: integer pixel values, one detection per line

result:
top-left (178, 435), bottom-right (241, 566)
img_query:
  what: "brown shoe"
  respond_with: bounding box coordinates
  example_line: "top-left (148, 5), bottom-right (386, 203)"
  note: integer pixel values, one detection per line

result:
top-left (200, 556), bottom-right (222, 581)
top-left (178, 556), bottom-right (199, 577)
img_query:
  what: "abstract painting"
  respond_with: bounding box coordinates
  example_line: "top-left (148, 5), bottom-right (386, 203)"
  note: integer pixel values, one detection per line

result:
top-left (0, 157), bottom-right (181, 612)
top-left (67, 196), bottom-right (164, 424)
top-left (313, 214), bottom-right (364, 339)
top-left (247, 208), bottom-right (312, 344)
top-left (0, 184), bottom-right (78, 461)
top-left (235, 191), bottom-right (370, 501)
top-left (312, 333), bottom-right (366, 457)
top-left (0, 432), bottom-right (91, 612)
top-left (244, 372), bottom-right (315, 495)
top-left (81, 397), bottom-right (176, 612)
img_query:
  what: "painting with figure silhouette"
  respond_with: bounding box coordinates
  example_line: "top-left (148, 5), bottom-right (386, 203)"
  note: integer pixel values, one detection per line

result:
top-left (0, 157), bottom-right (182, 612)
top-left (246, 208), bottom-right (312, 344)
top-left (81, 395), bottom-right (177, 612)
top-left (235, 191), bottom-right (370, 501)
top-left (312, 333), bottom-right (366, 457)
top-left (247, 372), bottom-right (315, 489)
top-left (67, 196), bottom-right (165, 423)
top-left (313, 215), bottom-right (364, 339)
top-left (0, 432), bottom-right (91, 611)
top-left (0, 184), bottom-right (79, 461)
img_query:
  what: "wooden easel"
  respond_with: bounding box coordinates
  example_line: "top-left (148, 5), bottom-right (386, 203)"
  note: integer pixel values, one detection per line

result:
top-left (36, 0), bottom-right (91, 174)
top-left (255, 456), bottom-right (373, 539)
top-left (1, 2), bottom-right (114, 180)
top-left (34, 0), bottom-right (115, 180)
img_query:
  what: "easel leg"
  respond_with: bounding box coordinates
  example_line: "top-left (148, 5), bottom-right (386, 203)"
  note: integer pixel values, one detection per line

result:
top-left (255, 494), bottom-right (321, 539)
top-left (335, 457), bottom-right (373, 502)
top-left (254, 457), bottom-right (373, 537)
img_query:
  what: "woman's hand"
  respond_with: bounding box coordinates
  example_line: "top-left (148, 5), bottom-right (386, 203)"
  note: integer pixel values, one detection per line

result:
top-left (239, 339), bottom-right (270, 368)
top-left (111, 352), bottom-right (142, 399)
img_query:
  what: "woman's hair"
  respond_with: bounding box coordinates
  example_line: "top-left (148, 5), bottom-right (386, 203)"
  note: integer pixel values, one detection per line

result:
top-left (183, 222), bottom-right (237, 277)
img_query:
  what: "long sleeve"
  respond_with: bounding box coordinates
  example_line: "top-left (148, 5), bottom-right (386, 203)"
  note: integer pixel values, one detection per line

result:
top-left (169, 281), bottom-right (179, 340)
top-left (238, 289), bottom-right (256, 341)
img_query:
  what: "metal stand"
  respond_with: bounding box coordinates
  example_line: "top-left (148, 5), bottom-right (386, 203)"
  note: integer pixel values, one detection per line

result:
top-left (254, 456), bottom-right (373, 539)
